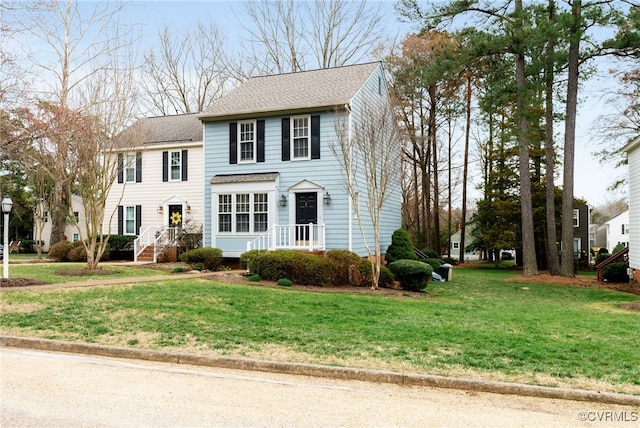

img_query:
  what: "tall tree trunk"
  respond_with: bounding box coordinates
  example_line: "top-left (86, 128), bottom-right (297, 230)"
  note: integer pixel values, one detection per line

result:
top-left (545, 0), bottom-right (561, 275)
top-left (560, 0), bottom-right (581, 277)
top-left (515, 0), bottom-right (538, 275)
top-left (429, 85), bottom-right (441, 255)
top-left (460, 73), bottom-right (471, 262)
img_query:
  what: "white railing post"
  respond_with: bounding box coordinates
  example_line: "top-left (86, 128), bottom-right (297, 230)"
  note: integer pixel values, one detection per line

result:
top-left (321, 223), bottom-right (325, 250)
top-left (308, 222), bottom-right (313, 251)
top-left (271, 223), bottom-right (277, 250)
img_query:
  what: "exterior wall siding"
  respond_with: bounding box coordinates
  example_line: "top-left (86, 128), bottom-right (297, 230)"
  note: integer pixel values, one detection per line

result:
top-left (103, 142), bottom-right (204, 237)
top-left (628, 142), bottom-right (640, 271)
top-left (202, 64), bottom-right (402, 258)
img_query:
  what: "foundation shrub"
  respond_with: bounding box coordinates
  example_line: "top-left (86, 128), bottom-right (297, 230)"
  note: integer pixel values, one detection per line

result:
top-left (180, 248), bottom-right (223, 271)
top-left (388, 259), bottom-right (432, 292)
top-left (48, 241), bottom-right (75, 261)
top-left (249, 250), bottom-right (332, 286)
top-left (385, 229), bottom-right (417, 264)
top-left (603, 262), bottom-right (630, 283)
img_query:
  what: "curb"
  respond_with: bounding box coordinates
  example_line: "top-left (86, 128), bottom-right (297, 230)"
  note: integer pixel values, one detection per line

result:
top-left (2, 335), bottom-right (639, 407)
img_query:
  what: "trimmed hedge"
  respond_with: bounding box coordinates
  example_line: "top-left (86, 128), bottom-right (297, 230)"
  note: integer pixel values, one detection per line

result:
top-left (388, 259), bottom-right (432, 291)
top-left (603, 262), bottom-right (629, 283)
top-left (247, 250), bottom-right (333, 286)
top-left (48, 241), bottom-right (75, 261)
top-left (422, 258), bottom-right (444, 270)
top-left (48, 240), bottom-right (111, 262)
top-left (385, 229), bottom-right (417, 264)
top-left (180, 248), bottom-right (223, 271)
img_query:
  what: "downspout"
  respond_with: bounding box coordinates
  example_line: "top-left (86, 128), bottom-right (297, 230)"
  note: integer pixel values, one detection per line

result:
top-left (346, 103), bottom-right (353, 252)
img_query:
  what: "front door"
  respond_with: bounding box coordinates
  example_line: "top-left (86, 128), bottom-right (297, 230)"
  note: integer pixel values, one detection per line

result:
top-left (168, 204), bottom-right (183, 228)
top-left (295, 192), bottom-right (317, 241)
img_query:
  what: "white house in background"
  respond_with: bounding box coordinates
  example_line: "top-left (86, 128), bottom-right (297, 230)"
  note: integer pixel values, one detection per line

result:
top-left (604, 210), bottom-right (630, 252)
top-left (449, 228), bottom-right (481, 262)
top-left (623, 136), bottom-right (640, 282)
top-left (103, 114), bottom-right (204, 261)
top-left (35, 194), bottom-right (88, 252)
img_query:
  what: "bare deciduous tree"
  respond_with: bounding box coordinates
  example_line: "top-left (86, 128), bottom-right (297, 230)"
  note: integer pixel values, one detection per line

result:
top-left (332, 96), bottom-right (402, 290)
top-left (240, 0), bottom-right (385, 74)
top-left (142, 22), bottom-right (230, 115)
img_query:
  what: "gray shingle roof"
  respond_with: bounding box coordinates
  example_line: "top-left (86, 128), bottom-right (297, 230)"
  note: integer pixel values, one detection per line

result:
top-left (210, 172), bottom-right (280, 184)
top-left (123, 113), bottom-right (202, 145)
top-left (199, 62), bottom-right (381, 120)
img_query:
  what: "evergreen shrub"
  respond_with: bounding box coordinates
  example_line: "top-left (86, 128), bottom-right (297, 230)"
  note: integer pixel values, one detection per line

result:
top-left (422, 258), bottom-right (444, 270)
top-left (388, 259), bottom-right (432, 291)
top-left (385, 229), bottom-right (417, 264)
top-left (277, 278), bottom-right (293, 287)
top-left (48, 241), bottom-right (75, 261)
top-left (603, 262), bottom-right (629, 283)
top-left (180, 248), bottom-right (223, 271)
top-left (245, 250), bottom-right (332, 286)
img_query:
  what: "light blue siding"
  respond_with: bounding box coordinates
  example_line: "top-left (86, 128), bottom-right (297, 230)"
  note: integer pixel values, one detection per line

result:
top-left (202, 63), bottom-right (401, 258)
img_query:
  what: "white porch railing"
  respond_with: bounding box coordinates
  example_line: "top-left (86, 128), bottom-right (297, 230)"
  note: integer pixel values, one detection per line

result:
top-left (134, 226), bottom-right (179, 262)
top-left (247, 223), bottom-right (326, 252)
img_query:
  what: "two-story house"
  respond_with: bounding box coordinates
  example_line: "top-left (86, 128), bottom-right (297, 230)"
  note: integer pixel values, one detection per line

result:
top-left (623, 136), bottom-right (639, 282)
top-left (103, 113), bottom-right (204, 261)
top-left (604, 210), bottom-right (630, 252)
top-left (572, 199), bottom-right (592, 266)
top-left (198, 62), bottom-right (402, 258)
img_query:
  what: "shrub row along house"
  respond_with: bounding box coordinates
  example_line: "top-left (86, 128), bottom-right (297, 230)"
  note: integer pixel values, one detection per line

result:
top-left (101, 62), bottom-right (401, 261)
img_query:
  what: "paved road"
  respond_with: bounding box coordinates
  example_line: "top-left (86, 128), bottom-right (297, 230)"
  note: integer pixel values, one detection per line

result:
top-left (1, 348), bottom-right (638, 427)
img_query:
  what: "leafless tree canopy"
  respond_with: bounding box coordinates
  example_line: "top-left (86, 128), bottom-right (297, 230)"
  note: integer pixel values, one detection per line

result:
top-left (240, 0), bottom-right (385, 74)
top-left (142, 22), bottom-right (230, 115)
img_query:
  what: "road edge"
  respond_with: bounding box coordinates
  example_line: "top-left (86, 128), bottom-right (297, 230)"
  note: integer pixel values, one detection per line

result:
top-left (1, 335), bottom-right (638, 407)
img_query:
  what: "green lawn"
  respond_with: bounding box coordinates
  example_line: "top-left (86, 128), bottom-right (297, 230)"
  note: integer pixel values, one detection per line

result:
top-left (1, 266), bottom-right (638, 394)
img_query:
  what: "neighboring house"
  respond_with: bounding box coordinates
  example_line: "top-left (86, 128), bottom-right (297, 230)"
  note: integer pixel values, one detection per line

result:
top-left (623, 136), bottom-right (640, 282)
top-left (572, 200), bottom-right (592, 265)
top-left (604, 210), bottom-right (630, 252)
top-left (198, 62), bottom-right (402, 258)
top-left (449, 228), bottom-right (481, 262)
top-left (103, 114), bottom-right (204, 261)
top-left (35, 194), bottom-right (88, 252)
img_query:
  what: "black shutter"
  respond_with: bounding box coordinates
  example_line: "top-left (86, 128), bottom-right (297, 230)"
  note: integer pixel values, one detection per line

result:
top-left (281, 118), bottom-right (290, 161)
top-left (181, 149), bottom-right (188, 181)
top-left (162, 151), bottom-right (168, 182)
top-left (135, 205), bottom-right (142, 235)
top-left (229, 122), bottom-right (237, 164)
top-left (117, 206), bottom-right (123, 235)
top-left (311, 115), bottom-right (320, 159)
top-left (135, 152), bottom-right (142, 182)
top-left (117, 153), bottom-right (123, 183)
top-left (257, 120), bottom-right (265, 163)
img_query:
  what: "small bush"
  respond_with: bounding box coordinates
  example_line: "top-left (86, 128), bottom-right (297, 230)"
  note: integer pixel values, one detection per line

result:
top-left (422, 249), bottom-right (439, 259)
top-left (48, 241), bottom-right (75, 261)
top-left (596, 253), bottom-right (611, 265)
top-left (378, 265), bottom-right (395, 287)
top-left (245, 250), bottom-right (332, 286)
top-left (603, 262), bottom-right (629, 283)
top-left (180, 247), bottom-right (223, 271)
top-left (611, 243), bottom-right (626, 254)
top-left (248, 274), bottom-right (261, 282)
top-left (388, 259), bottom-right (432, 292)
top-left (326, 249), bottom-right (369, 286)
top-left (173, 267), bottom-right (184, 273)
top-left (193, 263), bottom-right (204, 271)
top-left (67, 243), bottom-right (87, 262)
top-left (277, 278), bottom-right (292, 287)
top-left (422, 258), bottom-right (444, 271)
top-left (385, 229), bottom-right (417, 264)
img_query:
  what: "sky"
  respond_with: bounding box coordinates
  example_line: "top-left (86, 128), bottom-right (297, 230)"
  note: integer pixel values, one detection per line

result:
top-left (16, 0), bottom-right (632, 209)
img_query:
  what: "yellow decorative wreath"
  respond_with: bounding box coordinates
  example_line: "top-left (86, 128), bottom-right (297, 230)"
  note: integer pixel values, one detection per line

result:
top-left (170, 212), bottom-right (182, 225)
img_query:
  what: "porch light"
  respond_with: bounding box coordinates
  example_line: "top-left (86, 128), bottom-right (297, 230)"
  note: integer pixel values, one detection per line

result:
top-left (157, 205), bottom-right (163, 214)
top-left (186, 203), bottom-right (192, 214)
top-left (279, 194), bottom-right (287, 207)
top-left (323, 191), bottom-right (331, 205)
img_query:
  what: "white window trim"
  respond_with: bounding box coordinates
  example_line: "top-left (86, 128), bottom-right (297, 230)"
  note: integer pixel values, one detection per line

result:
top-left (169, 150), bottom-right (182, 181)
top-left (238, 120), bottom-right (257, 164)
top-left (573, 209), bottom-right (579, 228)
top-left (124, 205), bottom-right (136, 235)
top-left (291, 115), bottom-right (311, 161)
top-left (125, 153), bottom-right (136, 183)
top-left (216, 193), bottom-right (269, 235)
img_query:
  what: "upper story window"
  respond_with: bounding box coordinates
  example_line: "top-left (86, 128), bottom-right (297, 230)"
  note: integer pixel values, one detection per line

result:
top-left (239, 121), bottom-right (256, 163)
top-left (573, 209), bottom-right (579, 227)
top-left (73, 212), bottom-right (79, 222)
top-left (118, 152), bottom-right (141, 183)
top-left (162, 150), bottom-right (188, 182)
top-left (622, 224), bottom-right (629, 234)
top-left (292, 116), bottom-right (310, 160)
top-left (170, 150), bottom-right (182, 180)
top-left (125, 154), bottom-right (136, 182)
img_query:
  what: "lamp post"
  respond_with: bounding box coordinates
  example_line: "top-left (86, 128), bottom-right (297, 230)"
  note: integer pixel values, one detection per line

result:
top-left (2, 196), bottom-right (13, 279)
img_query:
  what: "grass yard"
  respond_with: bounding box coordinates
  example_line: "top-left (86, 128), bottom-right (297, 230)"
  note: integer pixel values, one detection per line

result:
top-left (1, 266), bottom-right (638, 394)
